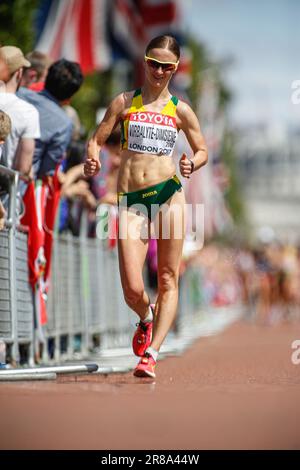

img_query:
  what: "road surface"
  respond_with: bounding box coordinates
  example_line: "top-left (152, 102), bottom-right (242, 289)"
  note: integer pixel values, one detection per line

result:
top-left (1, 320), bottom-right (300, 449)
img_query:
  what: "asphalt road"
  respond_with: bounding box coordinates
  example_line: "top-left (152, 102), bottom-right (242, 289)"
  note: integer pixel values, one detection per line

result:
top-left (1, 319), bottom-right (300, 450)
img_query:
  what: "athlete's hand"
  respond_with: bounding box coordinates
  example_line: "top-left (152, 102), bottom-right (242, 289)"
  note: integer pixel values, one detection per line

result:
top-left (83, 157), bottom-right (101, 177)
top-left (179, 153), bottom-right (194, 179)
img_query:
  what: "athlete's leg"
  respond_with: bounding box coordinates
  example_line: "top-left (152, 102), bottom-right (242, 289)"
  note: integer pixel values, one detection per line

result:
top-left (150, 188), bottom-right (185, 351)
top-left (118, 207), bottom-right (151, 320)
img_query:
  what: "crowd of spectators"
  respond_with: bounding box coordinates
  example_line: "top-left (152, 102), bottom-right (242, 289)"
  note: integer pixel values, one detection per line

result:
top-left (181, 240), bottom-right (300, 325)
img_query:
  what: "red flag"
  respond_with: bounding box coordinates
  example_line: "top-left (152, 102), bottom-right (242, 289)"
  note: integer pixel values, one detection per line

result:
top-left (21, 171), bottom-right (62, 325)
top-left (21, 181), bottom-right (48, 325)
top-left (43, 169), bottom-right (62, 286)
top-left (112, 0), bottom-right (181, 59)
top-left (21, 181), bottom-right (46, 290)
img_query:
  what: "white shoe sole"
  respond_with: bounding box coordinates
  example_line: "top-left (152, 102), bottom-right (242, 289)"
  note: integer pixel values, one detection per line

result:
top-left (133, 368), bottom-right (156, 378)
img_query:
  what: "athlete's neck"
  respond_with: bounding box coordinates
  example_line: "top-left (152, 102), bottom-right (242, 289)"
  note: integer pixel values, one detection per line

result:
top-left (141, 84), bottom-right (171, 104)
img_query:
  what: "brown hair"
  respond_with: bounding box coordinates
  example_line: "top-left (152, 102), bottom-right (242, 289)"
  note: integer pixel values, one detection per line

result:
top-left (25, 51), bottom-right (52, 80)
top-left (145, 35), bottom-right (180, 60)
top-left (0, 110), bottom-right (12, 141)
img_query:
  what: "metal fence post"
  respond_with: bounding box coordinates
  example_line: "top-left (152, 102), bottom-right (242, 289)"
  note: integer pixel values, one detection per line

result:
top-left (80, 210), bottom-right (90, 356)
top-left (8, 172), bottom-right (19, 363)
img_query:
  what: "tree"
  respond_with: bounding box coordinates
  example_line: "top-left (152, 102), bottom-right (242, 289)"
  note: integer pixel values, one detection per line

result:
top-left (186, 36), bottom-right (246, 227)
top-left (0, 0), bottom-right (38, 51)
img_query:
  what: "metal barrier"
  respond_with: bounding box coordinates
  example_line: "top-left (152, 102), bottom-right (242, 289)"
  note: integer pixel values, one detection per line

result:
top-left (178, 264), bottom-right (204, 329)
top-left (0, 165), bottom-right (34, 364)
top-left (46, 219), bottom-right (134, 361)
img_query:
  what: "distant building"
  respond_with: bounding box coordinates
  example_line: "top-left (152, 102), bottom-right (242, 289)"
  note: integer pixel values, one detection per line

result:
top-left (237, 123), bottom-right (300, 243)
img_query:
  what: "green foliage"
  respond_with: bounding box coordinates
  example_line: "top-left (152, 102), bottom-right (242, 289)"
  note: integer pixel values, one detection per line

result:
top-left (71, 69), bottom-right (113, 136)
top-left (186, 36), bottom-right (209, 109)
top-left (218, 81), bottom-right (232, 111)
top-left (221, 131), bottom-right (246, 225)
top-left (0, 0), bottom-right (38, 51)
top-left (186, 36), bottom-right (245, 227)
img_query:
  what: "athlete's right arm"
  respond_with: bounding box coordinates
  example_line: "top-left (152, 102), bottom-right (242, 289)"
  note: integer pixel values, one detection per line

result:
top-left (84, 93), bottom-right (126, 177)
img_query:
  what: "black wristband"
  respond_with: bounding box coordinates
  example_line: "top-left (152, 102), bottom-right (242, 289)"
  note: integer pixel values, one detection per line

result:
top-left (190, 159), bottom-right (195, 174)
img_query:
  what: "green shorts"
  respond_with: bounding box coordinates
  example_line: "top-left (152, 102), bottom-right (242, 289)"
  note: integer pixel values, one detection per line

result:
top-left (118, 175), bottom-right (182, 221)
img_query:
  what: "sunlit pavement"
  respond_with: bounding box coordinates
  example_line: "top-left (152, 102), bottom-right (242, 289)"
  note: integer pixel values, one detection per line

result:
top-left (1, 311), bottom-right (300, 450)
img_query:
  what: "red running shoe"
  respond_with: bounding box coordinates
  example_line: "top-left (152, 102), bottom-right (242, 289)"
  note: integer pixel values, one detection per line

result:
top-left (133, 353), bottom-right (156, 378)
top-left (132, 305), bottom-right (154, 357)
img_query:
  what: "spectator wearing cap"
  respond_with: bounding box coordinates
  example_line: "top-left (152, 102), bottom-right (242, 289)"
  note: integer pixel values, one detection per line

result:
top-left (0, 48), bottom-right (9, 82)
top-left (0, 46), bottom-right (40, 175)
top-left (21, 51), bottom-right (52, 92)
top-left (18, 59), bottom-right (83, 179)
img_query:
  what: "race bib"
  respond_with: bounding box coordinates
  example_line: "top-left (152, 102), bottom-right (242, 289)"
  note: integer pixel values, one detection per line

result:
top-left (128, 111), bottom-right (178, 156)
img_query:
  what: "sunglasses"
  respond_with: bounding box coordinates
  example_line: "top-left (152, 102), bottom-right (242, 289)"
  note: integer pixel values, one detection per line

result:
top-left (144, 55), bottom-right (179, 72)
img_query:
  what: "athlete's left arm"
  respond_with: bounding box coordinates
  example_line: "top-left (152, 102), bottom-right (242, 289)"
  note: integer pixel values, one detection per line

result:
top-left (177, 101), bottom-right (208, 175)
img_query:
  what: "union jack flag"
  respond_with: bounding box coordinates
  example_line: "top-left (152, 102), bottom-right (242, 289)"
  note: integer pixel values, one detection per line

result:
top-left (35, 0), bottom-right (111, 73)
top-left (35, 0), bottom-right (181, 74)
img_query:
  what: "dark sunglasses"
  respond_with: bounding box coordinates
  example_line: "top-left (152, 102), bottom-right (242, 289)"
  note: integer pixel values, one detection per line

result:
top-left (144, 55), bottom-right (178, 72)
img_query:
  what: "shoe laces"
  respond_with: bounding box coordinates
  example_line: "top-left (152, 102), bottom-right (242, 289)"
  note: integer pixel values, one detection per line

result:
top-left (136, 321), bottom-right (148, 332)
top-left (141, 354), bottom-right (150, 365)
top-left (141, 353), bottom-right (155, 366)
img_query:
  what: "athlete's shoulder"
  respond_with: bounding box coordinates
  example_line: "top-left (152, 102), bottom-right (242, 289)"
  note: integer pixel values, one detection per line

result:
top-left (105, 91), bottom-right (130, 119)
top-left (114, 89), bottom-right (137, 106)
top-left (176, 99), bottom-right (198, 127)
top-left (115, 89), bottom-right (140, 118)
top-left (176, 100), bottom-right (200, 131)
top-left (108, 92), bottom-right (125, 110)
top-left (176, 99), bottom-right (194, 116)
top-left (123, 89), bottom-right (140, 106)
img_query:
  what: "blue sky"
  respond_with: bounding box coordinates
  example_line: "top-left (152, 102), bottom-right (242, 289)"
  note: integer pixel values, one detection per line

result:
top-left (182, 0), bottom-right (300, 128)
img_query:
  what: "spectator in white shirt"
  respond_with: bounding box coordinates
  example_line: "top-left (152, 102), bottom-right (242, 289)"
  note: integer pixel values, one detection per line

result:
top-left (0, 46), bottom-right (40, 176)
top-left (0, 110), bottom-right (12, 229)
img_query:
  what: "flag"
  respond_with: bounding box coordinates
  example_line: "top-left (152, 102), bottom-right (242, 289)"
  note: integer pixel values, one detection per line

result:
top-left (21, 169), bottom-right (63, 326)
top-left (138, 0), bottom-right (180, 39)
top-left (21, 181), bottom-right (48, 325)
top-left (110, 0), bottom-right (182, 86)
top-left (35, 0), bottom-right (182, 75)
top-left (35, 0), bottom-right (111, 73)
top-left (110, 0), bottom-right (147, 59)
top-left (21, 181), bottom-right (46, 291)
top-left (43, 168), bottom-right (62, 287)
top-left (110, 0), bottom-right (182, 60)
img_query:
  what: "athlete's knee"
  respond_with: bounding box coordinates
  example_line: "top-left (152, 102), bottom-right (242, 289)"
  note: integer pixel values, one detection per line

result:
top-left (157, 269), bottom-right (179, 293)
top-left (123, 283), bottom-right (144, 306)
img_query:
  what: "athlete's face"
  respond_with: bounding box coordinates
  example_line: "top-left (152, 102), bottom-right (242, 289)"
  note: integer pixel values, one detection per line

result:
top-left (144, 48), bottom-right (179, 88)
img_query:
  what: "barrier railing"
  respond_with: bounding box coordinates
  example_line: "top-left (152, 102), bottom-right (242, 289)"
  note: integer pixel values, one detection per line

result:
top-left (0, 165), bottom-right (34, 365)
top-left (46, 224), bottom-right (134, 361)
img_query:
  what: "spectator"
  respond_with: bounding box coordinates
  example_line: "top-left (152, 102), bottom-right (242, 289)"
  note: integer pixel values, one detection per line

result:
top-left (0, 46), bottom-right (40, 175)
top-left (0, 200), bottom-right (5, 230)
top-left (58, 141), bottom-right (96, 236)
top-left (21, 50), bottom-right (52, 92)
top-left (18, 58), bottom-right (83, 179)
top-left (0, 109), bottom-right (11, 158)
top-left (91, 128), bottom-right (121, 206)
top-left (0, 48), bottom-right (9, 82)
top-left (0, 110), bottom-right (11, 229)
top-left (63, 103), bottom-right (82, 142)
